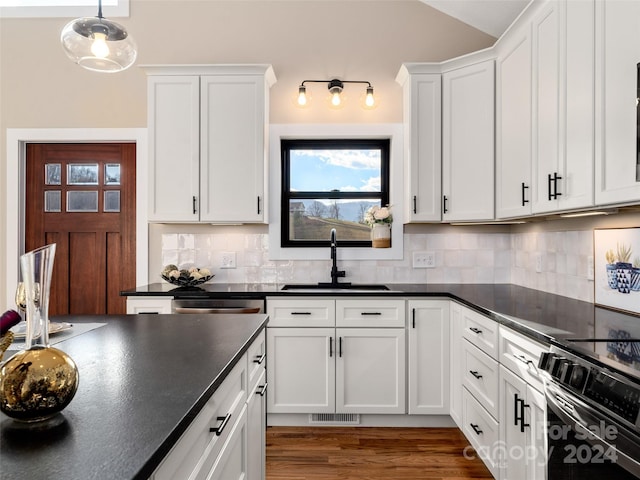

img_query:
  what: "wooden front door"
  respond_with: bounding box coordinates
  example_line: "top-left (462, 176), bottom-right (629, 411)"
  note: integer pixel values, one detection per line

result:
top-left (25, 143), bottom-right (136, 315)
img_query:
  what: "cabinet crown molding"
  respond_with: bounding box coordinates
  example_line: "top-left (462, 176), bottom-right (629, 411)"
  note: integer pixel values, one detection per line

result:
top-left (140, 64), bottom-right (276, 86)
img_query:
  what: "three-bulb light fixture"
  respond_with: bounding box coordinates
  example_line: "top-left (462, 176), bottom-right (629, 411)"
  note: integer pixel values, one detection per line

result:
top-left (297, 79), bottom-right (375, 109)
top-left (60, 0), bottom-right (137, 73)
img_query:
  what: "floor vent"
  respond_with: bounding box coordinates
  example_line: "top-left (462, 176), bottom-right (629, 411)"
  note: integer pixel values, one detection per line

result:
top-left (309, 413), bottom-right (360, 425)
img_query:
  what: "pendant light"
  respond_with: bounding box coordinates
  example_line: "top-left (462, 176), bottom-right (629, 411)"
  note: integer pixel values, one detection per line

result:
top-left (60, 0), bottom-right (137, 73)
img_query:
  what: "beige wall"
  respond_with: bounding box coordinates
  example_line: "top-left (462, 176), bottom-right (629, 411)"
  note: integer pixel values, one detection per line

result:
top-left (0, 1), bottom-right (495, 311)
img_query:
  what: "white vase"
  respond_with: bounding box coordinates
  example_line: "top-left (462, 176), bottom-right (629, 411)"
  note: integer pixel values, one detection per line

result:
top-left (371, 223), bottom-right (391, 248)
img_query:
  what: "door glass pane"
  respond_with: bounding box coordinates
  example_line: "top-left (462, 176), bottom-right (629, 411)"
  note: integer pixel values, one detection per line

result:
top-left (288, 199), bottom-right (380, 241)
top-left (67, 191), bottom-right (98, 212)
top-left (67, 163), bottom-right (98, 185)
top-left (44, 190), bottom-right (61, 212)
top-left (105, 164), bottom-right (121, 185)
top-left (104, 191), bottom-right (120, 212)
top-left (45, 164), bottom-right (61, 185)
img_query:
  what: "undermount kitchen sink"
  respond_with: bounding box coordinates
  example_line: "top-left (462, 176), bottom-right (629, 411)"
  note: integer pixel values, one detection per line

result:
top-left (281, 283), bottom-right (392, 292)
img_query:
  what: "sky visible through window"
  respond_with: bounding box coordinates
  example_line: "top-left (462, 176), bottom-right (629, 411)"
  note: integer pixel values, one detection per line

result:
top-left (289, 149), bottom-right (381, 193)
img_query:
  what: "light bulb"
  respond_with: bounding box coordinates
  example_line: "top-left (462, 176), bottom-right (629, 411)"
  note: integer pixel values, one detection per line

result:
top-left (297, 86), bottom-right (307, 106)
top-left (331, 91), bottom-right (341, 106)
top-left (365, 87), bottom-right (375, 108)
top-left (91, 32), bottom-right (109, 58)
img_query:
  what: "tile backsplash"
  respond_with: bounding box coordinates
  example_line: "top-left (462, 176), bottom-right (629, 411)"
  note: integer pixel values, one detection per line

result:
top-left (158, 228), bottom-right (595, 302)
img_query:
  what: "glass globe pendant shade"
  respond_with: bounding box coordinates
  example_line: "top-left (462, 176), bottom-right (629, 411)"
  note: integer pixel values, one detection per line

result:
top-left (61, 15), bottom-right (137, 73)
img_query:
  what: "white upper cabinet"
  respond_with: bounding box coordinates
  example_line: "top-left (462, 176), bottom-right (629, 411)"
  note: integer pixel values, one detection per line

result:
top-left (145, 65), bottom-right (276, 223)
top-left (594, 0), bottom-right (640, 205)
top-left (495, 18), bottom-right (533, 219)
top-left (442, 59), bottom-right (495, 221)
top-left (531, 0), bottom-right (595, 214)
top-left (396, 66), bottom-right (442, 222)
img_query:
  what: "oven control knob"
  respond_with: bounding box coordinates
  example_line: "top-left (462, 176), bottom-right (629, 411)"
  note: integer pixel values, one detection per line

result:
top-left (550, 358), bottom-right (569, 379)
top-left (562, 364), bottom-right (588, 390)
top-left (539, 352), bottom-right (554, 371)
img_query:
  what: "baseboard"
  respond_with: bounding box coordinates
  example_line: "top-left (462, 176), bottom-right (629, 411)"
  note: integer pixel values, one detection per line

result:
top-left (267, 413), bottom-right (456, 428)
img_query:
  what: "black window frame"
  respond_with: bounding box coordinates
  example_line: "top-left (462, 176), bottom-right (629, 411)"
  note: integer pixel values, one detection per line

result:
top-left (281, 138), bottom-right (391, 248)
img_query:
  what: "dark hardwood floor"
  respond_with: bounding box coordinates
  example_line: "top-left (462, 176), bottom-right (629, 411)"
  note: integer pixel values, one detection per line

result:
top-left (266, 426), bottom-right (494, 479)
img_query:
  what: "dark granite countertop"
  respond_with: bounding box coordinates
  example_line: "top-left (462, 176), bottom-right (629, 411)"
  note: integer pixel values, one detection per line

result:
top-left (0, 313), bottom-right (268, 480)
top-left (121, 282), bottom-right (610, 344)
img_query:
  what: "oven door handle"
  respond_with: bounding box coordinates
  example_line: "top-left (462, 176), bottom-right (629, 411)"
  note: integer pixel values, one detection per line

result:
top-left (174, 306), bottom-right (262, 314)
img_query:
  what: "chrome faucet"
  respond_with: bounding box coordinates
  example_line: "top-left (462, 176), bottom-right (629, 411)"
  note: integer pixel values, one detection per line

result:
top-left (328, 228), bottom-right (347, 287)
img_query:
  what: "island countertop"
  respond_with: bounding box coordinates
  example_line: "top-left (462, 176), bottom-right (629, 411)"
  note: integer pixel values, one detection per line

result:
top-left (0, 313), bottom-right (268, 480)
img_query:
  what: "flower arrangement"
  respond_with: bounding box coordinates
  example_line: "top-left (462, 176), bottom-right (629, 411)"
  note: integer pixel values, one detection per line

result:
top-left (161, 264), bottom-right (214, 287)
top-left (364, 205), bottom-right (393, 227)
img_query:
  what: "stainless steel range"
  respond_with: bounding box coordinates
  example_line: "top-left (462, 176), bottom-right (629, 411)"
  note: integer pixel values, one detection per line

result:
top-left (539, 308), bottom-right (640, 479)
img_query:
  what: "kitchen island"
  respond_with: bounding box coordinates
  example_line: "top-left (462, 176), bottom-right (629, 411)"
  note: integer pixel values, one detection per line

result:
top-left (0, 313), bottom-right (268, 480)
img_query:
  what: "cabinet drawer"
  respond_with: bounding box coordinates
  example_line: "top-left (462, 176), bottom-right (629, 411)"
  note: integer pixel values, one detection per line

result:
top-left (247, 330), bottom-right (266, 393)
top-left (462, 388), bottom-right (500, 478)
top-left (463, 339), bottom-right (499, 419)
top-left (266, 298), bottom-right (335, 327)
top-left (154, 355), bottom-right (248, 480)
top-left (461, 306), bottom-right (499, 359)
top-left (126, 296), bottom-right (172, 314)
top-left (499, 326), bottom-right (546, 392)
top-left (336, 299), bottom-right (405, 327)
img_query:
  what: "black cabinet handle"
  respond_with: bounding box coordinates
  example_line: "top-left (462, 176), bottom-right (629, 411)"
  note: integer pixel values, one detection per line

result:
top-left (413, 195), bottom-right (417, 214)
top-left (553, 172), bottom-right (562, 199)
top-left (469, 327), bottom-right (483, 334)
top-left (253, 353), bottom-right (266, 365)
top-left (256, 383), bottom-right (268, 397)
top-left (443, 195), bottom-right (448, 214)
top-left (360, 312), bottom-right (382, 316)
top-left (515, 394), bottom-right (531, 432)
top-left (210, 413), bottom-right (232, 436)
top-left (514, 393), bottom-right (520, 427)
top-left (470, 423), bottom-right (483, 435)
top-left (339, 337), bottom-right (343, 358)
top-left (329, 337), bottom-right (333, 358)
top-left (521, 182), bottom-right (529, 206)
top-left (547, 174), bottom-right (553, 201)
top-left (192, 196), bottom-right (197, 214)
top-left (291, 312), bottom-right (311, 315)
top-left (257, 196), bottom-right (261, 214)
top-left (469, 370), bottom-right (483, 379)
top-left (412, 308), bottom-right (416, 329)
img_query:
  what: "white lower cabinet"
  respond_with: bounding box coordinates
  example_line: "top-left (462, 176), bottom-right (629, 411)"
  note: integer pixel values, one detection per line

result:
top-left (152, 332), bottom-right (266, 480)
top-left (499, 365), bottom-right (547, 480)
top-left (462, 388), bottom-right (501, 478)
top-left (126, 296), bottom-right (172, 314)
top-left (408, 300), bottom-right (450, 415)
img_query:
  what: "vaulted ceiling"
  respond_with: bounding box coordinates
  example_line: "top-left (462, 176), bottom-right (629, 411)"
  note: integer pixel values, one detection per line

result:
top-left (421, 0), bottom-right (530, 38)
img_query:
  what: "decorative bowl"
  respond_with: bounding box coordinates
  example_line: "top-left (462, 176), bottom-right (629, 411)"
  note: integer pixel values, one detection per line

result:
top-left (161, 266), bottom-right (214, 287)
top-left (161, 273), bottom-right (214, 287)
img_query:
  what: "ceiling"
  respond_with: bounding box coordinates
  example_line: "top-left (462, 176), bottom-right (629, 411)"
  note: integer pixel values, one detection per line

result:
top-left (421, 0), bottom-right (530, 38)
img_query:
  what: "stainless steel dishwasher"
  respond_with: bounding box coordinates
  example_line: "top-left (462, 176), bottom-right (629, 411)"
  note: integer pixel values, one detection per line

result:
top-left (172, 298), bottom-right (264, 314)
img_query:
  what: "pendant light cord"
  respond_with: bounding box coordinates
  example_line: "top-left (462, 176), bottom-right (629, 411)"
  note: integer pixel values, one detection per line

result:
top-left (97, 0), bottom-right (103, 19)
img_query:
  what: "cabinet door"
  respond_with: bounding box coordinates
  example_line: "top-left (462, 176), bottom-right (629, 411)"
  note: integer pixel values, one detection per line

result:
top-left (531, 1), bottom-right (561, 214)
top-left (247, 369), bottom-right (266, 480)
top-left (449, 302), bottom-right (464, 426)
top-left (267, 328), bottom-right (335, 414)
top-left (594, 0), bottom-right (640, 205)
top-left (526, 384), bottom-right (547, 480)
top-left (200, 75), bottom-right (266, 223)
top-left (408, 300), bottom-right (450, 415)
top-left (147, 75), bottom-right (200, 222)
top-left (496, 22), bottom-right (533, 219)
top-left (442, 60), bottom-right (495, 221)
top-left (204, 406), bottom-right (248, 480)
top-left (403, 74), bottom-right (442, 222)
top-left (499, 365), bottom-right (528, 480)
top-left (336, 328), bottom-right (405, 414)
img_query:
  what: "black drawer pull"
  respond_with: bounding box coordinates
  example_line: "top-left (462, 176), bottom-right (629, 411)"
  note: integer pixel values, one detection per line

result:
top-left (256, 383), bottom-right (268, 397)
top-left (469, 370), bottom-right (483, 379)
top-left (412, 308), bottom-right (416, 329)
top-left (329, 337), bottom-right (333, 358)
top-left (291, 312), bottom-right (311, 315)
top-left (138, 311), bottom-right (159, 314)
top-left (257, 196), bottom-right (261, 214)
top-left (413, 195), bottom-right (417, 214)
top-left (469, 327), bottom-right (483, 334)
top-left (193, 195), bottom-right (197, 214)
top-left (470, 423), bottom-right (483, 435)
top-left (521, 182), bottom-right (529, 206)
top-left (360, 312), bottom-right (382, 316)
top-left (253, 353), bottom-right (266, 365)
top-left (210, 413), bottom-right (232, 436)
top-left (339, 337), bottom-right (343, 357)
top-left (443, 195), bottom-right (448, 214)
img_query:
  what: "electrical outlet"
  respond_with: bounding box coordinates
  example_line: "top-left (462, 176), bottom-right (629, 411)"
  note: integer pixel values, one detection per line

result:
top-left (221, 252), bottom-right (236, 269)
top-left (535, 253), bottom-right (543, 273)
top-left (413, 251), bottom-right (436, 269)
top-left (587, 255), bottom-right (594, 281)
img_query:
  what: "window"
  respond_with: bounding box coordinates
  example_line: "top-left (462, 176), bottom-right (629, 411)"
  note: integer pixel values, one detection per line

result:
top-left (281, 138), bottom-right (390, 248)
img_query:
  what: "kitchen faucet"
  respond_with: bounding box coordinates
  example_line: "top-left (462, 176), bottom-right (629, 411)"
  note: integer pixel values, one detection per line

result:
top-left (325, 228), bottom-right (349, 288)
